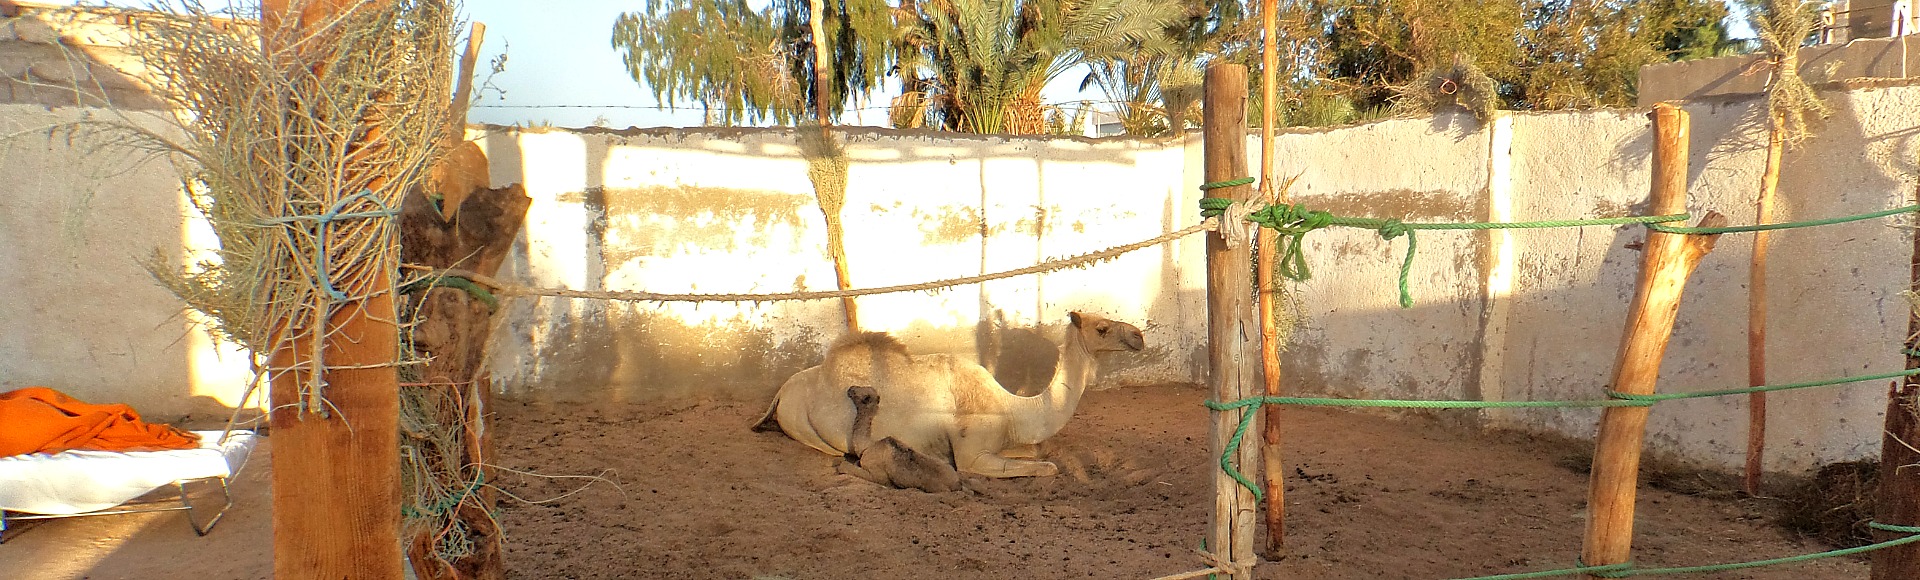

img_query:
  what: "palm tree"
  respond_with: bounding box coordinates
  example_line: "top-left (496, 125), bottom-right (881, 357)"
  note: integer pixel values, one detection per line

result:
top-left (1079, 0), bottom-right (1250, 136)
top-left (897, 0), bottom-right (1184, 134)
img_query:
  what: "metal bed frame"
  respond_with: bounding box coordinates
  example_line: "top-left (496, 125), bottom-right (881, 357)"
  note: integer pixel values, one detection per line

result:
top-left (0, 437), bottom-right (253, 543)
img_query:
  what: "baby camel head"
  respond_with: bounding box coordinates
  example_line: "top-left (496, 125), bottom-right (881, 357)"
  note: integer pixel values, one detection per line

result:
top-left (846, 385), bottom-right (879, 408)
top-left (1067, 311), bottom-right (1146, 352)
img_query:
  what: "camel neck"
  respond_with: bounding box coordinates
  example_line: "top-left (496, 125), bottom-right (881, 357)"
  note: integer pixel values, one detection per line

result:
top-left (1011, 328), bottom-right (1096, 444)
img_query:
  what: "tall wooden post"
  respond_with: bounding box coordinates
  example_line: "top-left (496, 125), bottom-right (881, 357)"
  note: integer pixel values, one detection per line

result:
top-left (1203, 62), bottom-right (1262, 580)
top-left (261, 2), bottom-right (403, 578)
top-left (1255, 0), bottom-right (1288, 559)
top-left (1579, 103), bottom-right (1725, 578)
top-left (1872, 185), bottom-right (1920, 578)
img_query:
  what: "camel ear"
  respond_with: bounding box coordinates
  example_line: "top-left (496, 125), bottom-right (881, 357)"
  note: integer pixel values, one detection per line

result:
top-left (1068, 311), bottom-right (1083, 327)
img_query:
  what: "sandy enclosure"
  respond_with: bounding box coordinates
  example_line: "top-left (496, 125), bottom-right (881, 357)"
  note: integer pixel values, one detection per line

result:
top-left (0, 385), bottom-right (1866, 579)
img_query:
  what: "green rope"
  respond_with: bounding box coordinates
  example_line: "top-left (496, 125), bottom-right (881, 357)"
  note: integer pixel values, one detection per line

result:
top-left (1606, 367), bottom-right (1920, 403)
top-left (1453, 523), bottom-right (1920, 579)
top-left (1647, 203), bottom-right (1920, 234)
top-left (401, 274), bottom-right (500, 310)
top-left (1199, 177), bottom-right (1256, 191)
top-left (403, 472), bottom-right (486, 519)
top-left (1454, 562), bottom-right (1633, 580)
top-left (1204, 360), bottom-right (1920, 503)
top-left (1197, 197), bottom-right (1689, 307)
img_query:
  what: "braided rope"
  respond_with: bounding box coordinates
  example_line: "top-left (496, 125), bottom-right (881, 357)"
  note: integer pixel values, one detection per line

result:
top-left (1647, 203), bottom-right (1920, 234)
top-left (492, 221), bottom-right (1214, 303)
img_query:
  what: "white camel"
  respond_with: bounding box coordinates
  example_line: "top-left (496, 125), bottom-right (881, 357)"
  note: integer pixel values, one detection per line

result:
top-left (751, 311), bottom-right (1145, 478)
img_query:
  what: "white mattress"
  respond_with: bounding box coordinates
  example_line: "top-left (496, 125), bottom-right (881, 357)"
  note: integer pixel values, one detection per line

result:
top-left (0, 430), bottom-right (257, 515)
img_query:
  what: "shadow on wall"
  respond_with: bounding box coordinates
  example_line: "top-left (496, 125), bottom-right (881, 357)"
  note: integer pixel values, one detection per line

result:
top-left (480, 125), bottom-right (1198, 403)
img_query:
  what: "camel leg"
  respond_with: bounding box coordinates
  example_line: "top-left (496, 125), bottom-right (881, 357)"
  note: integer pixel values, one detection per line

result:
top-left (957, 451), bottom-right (1059, 478)
top-left (1001, 443), bottom-right (1041, 459)
top-left (835, 459), bottom-right (892, 487)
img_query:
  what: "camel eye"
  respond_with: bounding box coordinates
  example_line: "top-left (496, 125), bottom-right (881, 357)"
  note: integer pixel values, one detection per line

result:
top-left (1097, 325), bottom-right (1109, 335)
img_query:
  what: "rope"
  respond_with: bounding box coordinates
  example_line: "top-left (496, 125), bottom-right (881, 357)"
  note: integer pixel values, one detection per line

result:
top-left (259, 189), bottom-right (399, 301)
top-left (401, 274), bottom-right (499, 310)
top-left (1646, 203), bottom-right (1920, 234)
top-left (1198, 177), bottom-right (1256, 191)
top-left (1199, 197), bottom-right (1689, 307)
top-left (1606, 367), bottom-right (1920, 403)
top-left (1452, 523), bottom-right (1920, 579)
top-left (1204, 360), bottom-right (1920, 502)
top-left (493, 221), bottom-right (1213, 303)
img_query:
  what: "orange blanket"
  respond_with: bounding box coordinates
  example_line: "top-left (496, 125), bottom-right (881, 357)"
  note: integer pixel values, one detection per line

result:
top-left (0, 387), bottom-right (201, 458)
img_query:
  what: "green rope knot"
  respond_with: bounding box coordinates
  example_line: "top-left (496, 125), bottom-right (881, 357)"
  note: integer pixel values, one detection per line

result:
top-left (1198, 196), bottom-right (1234, 218)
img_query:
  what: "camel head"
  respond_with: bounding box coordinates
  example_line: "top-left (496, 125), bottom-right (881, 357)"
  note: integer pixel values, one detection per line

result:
top-left (1067, 311), bottom-right (1146, 352)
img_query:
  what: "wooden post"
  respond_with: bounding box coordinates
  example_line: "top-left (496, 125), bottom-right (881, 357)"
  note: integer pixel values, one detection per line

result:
top-left (1255, 0), bottom-right (1287, 559)
top-left (1746, 114), bottom-right (1785, 496)
top-left (261, 2), bottom-right (402, 578)
top-left (1203, 62), bottom-right (1262, 580)
top-left (1579, 103), bottom-right (1726, 578)
top-left (1872, 185), bottom-right (1920, 578)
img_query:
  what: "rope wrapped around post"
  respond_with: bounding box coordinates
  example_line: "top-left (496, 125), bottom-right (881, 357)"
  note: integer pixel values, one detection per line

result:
top-left (1201, 193), bottom-right (1689, 308)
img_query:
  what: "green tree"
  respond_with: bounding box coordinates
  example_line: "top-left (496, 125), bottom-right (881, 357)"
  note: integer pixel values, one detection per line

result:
top-left (1079, 0), bottom-right (1252, 136)
top-left (612, 0), bottom-right (894, 125)
top-left (897, 0), bottom-right (1184, 134)
top-left (1272, 0), bottom-right (1740, 125)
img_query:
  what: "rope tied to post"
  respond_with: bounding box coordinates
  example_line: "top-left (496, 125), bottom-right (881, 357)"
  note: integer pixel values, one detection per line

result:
top-left (1200, 193), bottom-right (1692, 308)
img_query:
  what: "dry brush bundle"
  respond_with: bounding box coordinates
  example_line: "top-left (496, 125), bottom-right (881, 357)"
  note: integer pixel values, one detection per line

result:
top-left (133, 0), bottom-right (458, 416)
top-left (1751, 0), bottom-right (1830, 142)
top-left (1392, 53), bottom-right (1500, 123)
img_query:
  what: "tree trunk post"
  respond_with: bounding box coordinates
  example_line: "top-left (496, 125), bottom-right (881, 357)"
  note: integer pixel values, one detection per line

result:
top-left (1579, 102), bottom-right (1726, 579)
top-left (1203, 62), bottom-right (1262, 580)
top-left (1747, 113), bottom-right (1784, 496)
top-left (260, 2), bottom-right (402, 578)
top-left (1872, 182), bottom-right (1920, 578)
top-left (1255, 0), bottom-right (1287, 559)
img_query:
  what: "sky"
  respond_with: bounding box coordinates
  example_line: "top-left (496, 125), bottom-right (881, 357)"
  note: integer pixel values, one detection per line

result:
top-left (54, 0), bottom-right (1766, 130)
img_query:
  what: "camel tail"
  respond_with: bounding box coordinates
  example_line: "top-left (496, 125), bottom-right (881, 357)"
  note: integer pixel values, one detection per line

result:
top-left (750, 392), bottom-right (783, 433)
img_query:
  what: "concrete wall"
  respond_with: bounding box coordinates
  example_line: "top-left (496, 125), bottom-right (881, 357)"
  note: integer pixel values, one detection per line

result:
top-left (5, 85), bottom-right (1917, 474)
top-left (0, 104), bottom-right (253, 420)
top-left (0, 4), bottom-right (168, 110)
top-left (476, 127), bottom-right (1210, 402)
top-left (1637, 35), bottom-right (1920, 107)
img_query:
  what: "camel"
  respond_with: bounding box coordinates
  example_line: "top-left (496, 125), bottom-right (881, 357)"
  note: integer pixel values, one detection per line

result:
top-left (751, 311), bottom-right (1145, 478)
top-left (835, 386), bottom-right (965, 492)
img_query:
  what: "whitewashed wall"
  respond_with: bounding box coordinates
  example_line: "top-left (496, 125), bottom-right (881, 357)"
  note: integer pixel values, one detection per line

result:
top-left (7, 85), bottom-right (1917, 474)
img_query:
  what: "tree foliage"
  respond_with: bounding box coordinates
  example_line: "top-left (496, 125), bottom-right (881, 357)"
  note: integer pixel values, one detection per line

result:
top-left (895, 0), bottom-right (1185, 134)
top-left (1271, 0), bottom-right (1742, 124)
top-left (612, 0), bottom-right (894, 125)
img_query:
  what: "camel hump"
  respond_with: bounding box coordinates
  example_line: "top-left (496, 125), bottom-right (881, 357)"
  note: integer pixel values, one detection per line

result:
top-left (828, 331), bottom-right (911, 360)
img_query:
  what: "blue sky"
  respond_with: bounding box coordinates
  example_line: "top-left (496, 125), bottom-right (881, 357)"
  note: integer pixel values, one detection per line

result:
top-left (57, 0), bottom-right (1764, 129)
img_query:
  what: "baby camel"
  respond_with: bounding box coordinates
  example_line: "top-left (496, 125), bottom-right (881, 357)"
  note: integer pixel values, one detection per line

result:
top-left (836, 386), bottom-right (964, 492)
top-left (752, 311), bottom-right (1145, 478)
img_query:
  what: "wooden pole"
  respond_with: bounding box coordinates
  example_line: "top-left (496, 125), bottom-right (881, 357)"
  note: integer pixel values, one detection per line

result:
top-left (1871, 183), bottom-right (1920, 579)
top-left (1579, 103), bottom-right (1726, 579)
top-left (1254, 0), bottom-right (1287, 559)
top-left (1203, 62), bottom-right (1262, 580)
top-left (805, 0), bottom-right (858, 331)
top-left (1745, 114), bottom-right (1784, 495)
top-left (260, 2), bottom-right (403, 578)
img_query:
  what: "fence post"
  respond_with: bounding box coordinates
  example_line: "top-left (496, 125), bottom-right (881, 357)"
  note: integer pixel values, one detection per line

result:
top-left (260, 1), bottom-right (404, 578)
top-left (1579, 102), bottom-right (1725, 578)
top-left (1202, 62), bottom-right (1262, 580)
top-left (1873, 185), bottom-right (1920, 577)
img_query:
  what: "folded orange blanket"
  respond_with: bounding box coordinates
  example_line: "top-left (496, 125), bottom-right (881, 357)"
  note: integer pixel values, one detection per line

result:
top-left (0, 387), bottom-right (201, 458)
